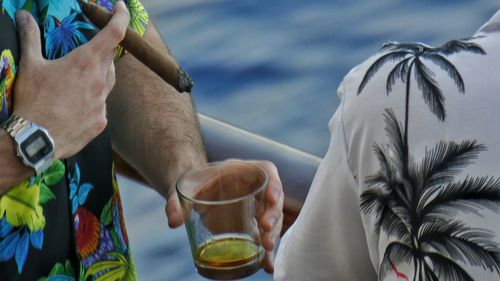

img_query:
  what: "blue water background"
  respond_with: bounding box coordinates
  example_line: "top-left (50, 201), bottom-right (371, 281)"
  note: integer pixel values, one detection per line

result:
top-left (120, 1), bottom-right (499, 280)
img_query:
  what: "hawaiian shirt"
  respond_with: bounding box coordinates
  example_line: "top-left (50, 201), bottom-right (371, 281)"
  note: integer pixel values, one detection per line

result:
top-left (0, 0), bottom-right (149, 280)
top-left (275, 9), bottom-right (500, 281)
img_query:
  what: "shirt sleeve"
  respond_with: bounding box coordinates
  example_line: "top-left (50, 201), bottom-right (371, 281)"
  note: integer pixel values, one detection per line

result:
top-left (274, 77), bottom-right (377, 281)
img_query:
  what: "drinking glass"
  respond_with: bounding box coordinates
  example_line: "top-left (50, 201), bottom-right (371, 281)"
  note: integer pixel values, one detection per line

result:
top-left (176, 161), bottom-right (268, 280)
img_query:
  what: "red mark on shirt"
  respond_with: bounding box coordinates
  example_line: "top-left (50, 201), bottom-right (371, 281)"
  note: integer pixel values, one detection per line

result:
top-left (390, 260), bottom-right (409, 281)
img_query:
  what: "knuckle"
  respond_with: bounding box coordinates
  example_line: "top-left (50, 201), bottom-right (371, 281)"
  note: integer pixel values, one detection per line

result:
top-left (20, 27), bottom-right (33, 39)
top-left (108, 63), bottom-right (116, 75)
top-left (121, 4), bottom-right (131, 22)
top-left (261, 160), bottom-right (278, 175)
top-left (109, 25), bottom-right (126, 43)
top-left (107, 67), bottom-right (116, 88)
top-left (110, 70), bottom-right (116, 83)
top-left (94, 79), bottom-right (107, 97)
top-left (107, 75), bottom-right (116, 92)
top-left (95, 117), bottom-right (108, 134)
top-left (97, 102), bottom-right (107, 114)
top-left (20, 22), bottom-right (36, 37)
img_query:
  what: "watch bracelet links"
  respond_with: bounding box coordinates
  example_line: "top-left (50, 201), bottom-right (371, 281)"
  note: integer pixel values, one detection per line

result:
top-left (1, 115), bottom-right (30, 138)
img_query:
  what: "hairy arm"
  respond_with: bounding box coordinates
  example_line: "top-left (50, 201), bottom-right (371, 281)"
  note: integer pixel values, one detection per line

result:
top-left (107, 21), bottom-right (207, 203)
top-left (107, 20), bottom-right (284, 272)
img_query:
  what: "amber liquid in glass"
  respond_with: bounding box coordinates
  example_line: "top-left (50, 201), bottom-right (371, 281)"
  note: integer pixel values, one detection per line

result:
top-left (194, 235), bottom-right (263, 280)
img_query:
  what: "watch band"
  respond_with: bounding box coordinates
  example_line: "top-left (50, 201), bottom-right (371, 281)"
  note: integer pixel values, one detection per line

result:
top-left (1, 114), bottom-right (55, 176)
top-left (1, 115), bottom-right (31, 138)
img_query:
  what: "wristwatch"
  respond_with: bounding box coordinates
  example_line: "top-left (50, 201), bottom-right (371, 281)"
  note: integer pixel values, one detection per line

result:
top-left (1, 115), bottom-right (55, 175)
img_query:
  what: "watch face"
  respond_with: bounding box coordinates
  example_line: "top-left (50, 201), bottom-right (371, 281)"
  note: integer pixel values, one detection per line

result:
top-left (20, 129), bottom-right (53, 164)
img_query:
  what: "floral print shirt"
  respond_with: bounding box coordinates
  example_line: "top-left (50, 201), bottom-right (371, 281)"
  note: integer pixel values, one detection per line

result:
top-left (0, 0), bottom-right (149, 280)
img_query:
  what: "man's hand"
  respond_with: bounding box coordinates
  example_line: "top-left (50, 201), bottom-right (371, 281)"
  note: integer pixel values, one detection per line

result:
top-left (253, 161), bottom-right (284, 273)
top-left (12, 2), bottom-right (130, 160)
top-left (165, 160), bottom-right (285, 273)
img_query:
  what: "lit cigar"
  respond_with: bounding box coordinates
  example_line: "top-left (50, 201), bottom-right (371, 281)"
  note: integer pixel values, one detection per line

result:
top-left (79, 0), bottom-right (193, 93)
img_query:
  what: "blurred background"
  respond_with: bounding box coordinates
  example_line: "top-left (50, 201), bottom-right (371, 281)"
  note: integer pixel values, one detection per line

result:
top-left (119, 1), bottom-right (499, 280)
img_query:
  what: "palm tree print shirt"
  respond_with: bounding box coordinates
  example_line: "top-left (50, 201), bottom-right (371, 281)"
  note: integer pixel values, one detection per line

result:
top-left (0, 0), bottom-right (149, 280)
top-left (275, 9), bottom-right (500, 281)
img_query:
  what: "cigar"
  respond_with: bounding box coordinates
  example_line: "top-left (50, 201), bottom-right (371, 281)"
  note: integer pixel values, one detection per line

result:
top-left (79, 0), bottom-right (193, 93)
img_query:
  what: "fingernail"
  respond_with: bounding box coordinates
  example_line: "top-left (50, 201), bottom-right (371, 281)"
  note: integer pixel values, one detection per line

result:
top-left (268, 217), bottom-right (276, 226)
top-left (16, 11), bottom-right (28, 26)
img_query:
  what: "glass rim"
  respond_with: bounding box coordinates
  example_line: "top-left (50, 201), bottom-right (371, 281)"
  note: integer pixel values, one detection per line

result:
top-left (175, 161), bottom-right (269, 205)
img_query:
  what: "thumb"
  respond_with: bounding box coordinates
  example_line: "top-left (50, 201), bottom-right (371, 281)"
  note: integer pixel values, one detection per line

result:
top-left (16, 10), bottom-right (42, 63)
top-left (165, 193), bottom-right (184, 228)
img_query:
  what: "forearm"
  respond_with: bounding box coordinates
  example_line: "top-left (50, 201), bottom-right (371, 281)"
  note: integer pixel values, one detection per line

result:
top-left (107, 22), bottom-right (207, 198)
top-left (0, 130), bottom-right (33, 192)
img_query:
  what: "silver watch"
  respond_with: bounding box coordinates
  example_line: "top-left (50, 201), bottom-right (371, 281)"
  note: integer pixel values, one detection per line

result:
top-left (1, 115), bottom-right (55, 175)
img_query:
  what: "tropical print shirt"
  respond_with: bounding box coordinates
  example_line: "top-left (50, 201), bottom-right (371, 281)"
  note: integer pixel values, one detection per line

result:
top-left (0, 0), bottom-right (149, 280)
top-left (275, 9), bottom-right (500, 281)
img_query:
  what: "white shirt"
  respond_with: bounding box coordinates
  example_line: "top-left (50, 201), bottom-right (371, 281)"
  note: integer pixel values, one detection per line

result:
top-left (275, 10), bottom-right (500, 281)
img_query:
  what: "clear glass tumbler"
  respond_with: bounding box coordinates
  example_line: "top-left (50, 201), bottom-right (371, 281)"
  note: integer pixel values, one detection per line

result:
top-left (176, 161), bottom-right (268, 280)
